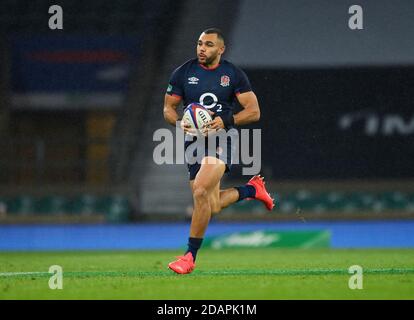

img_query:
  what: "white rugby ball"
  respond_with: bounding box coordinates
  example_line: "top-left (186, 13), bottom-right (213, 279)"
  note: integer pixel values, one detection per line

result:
top-left (182, 103), bottom-right (212, 134)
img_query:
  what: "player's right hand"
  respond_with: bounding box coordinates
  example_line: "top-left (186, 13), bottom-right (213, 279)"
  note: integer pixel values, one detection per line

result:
top-left (180, 118), bottom-right (197, 135)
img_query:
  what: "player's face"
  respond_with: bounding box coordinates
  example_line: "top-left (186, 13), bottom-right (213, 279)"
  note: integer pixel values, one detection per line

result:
top-left (197, 33), bottom-right (225, 67)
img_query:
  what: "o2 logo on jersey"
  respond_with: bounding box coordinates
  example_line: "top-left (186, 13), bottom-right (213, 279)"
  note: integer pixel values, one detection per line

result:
top-left (199, 92), bottom-right (222, 112)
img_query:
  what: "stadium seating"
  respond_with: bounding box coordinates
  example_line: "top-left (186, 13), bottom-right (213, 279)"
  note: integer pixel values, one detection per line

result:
top-left (0, 194), bottom-right (130, 222)
top-left (226, 191), bottom-right (414, 215)
top-left (1, 190), bottom-right (414, 222)
top-left (6, 195), bottom-right (36, 216)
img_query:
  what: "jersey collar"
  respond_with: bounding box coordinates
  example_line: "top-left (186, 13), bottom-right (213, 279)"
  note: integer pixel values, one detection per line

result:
top-left (198, 63), bottom-right (221, 71)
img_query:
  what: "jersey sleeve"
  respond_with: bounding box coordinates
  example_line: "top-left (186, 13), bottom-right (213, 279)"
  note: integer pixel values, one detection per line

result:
top-left (166, 66), bottom-right (185, 99)
top-left (233, 66), bottom-right (252, 96)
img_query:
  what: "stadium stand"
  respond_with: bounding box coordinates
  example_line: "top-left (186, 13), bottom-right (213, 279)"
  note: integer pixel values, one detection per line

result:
top-left (1, 190), bottom-right (414, 224)
top-left (0, 0), bottom-right (413, 223)
top-left (0, 0), bottom-right (183, 222)
top-left (0, 194), bottom-right (130, 223)
top-left (227, 191), bottom-right (414, 215)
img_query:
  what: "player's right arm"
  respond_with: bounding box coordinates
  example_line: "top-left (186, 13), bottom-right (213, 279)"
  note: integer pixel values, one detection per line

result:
top-left (163, 93), bottom-right (182, 126)
top-left (163, 94), bottom-right (193, 134)
top-left (164, 63), bottom-right (195, 133)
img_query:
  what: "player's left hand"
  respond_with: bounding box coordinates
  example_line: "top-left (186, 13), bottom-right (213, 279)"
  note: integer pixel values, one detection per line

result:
top-left (205, 111), bottom-right (225, 131)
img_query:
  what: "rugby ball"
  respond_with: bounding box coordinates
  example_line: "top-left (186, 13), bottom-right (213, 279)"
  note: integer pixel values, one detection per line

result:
top-left (182, 103), bottom-right (212, 133)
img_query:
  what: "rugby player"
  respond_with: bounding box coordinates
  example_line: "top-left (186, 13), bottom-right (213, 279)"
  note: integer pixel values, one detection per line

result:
top-left (163, 28), bottom-right (274, 274)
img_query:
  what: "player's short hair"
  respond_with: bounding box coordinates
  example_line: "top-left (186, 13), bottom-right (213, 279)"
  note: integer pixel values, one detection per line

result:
top-left (202, 28), bottom-right (225, 44)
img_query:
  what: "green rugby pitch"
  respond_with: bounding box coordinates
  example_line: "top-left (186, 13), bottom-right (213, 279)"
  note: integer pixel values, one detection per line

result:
top-left (0, 249), bottom-right (413, 299)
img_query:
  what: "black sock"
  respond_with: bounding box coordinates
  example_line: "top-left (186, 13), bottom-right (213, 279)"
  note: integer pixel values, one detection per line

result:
top-left (185, 237), bottom-right (203, 261)
top-left (235, 185), bottom-right (256, 201)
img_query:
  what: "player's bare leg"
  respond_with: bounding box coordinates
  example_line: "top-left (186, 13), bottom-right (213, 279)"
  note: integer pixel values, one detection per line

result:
top-left (190, 156), bottom-right (226, 237)
top-left (218, 175), bottom-right (275, 211)
top-left (169, 166), bottom-right (274, 274)
top-left (192, 176), bottom-right (274, 216)
top-left (218, 188), bottom-right (239, 211)
top-left (168, 156), bottom-right (225, 274)
top-left (191, 181), bottom-right (239, 216)
top-left (210, 176), bottom-right (275, 215)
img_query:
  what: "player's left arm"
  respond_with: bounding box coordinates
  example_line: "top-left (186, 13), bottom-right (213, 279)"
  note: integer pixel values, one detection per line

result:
top-left (233, 91), bottom-right (260, 126)
top-left (207, 91), bottom-right (260, 130)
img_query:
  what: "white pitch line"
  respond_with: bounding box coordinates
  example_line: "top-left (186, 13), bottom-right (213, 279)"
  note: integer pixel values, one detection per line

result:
top-left (0, 272), bottom-right (47, 277)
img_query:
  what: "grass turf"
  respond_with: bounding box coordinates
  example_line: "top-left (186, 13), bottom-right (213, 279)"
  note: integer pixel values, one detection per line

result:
top-left (0, 249), bottom-right (413, 299)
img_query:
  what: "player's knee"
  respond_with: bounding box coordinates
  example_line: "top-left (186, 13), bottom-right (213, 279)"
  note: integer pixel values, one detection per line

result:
top-left (193, 185), bottom-right (208, 200)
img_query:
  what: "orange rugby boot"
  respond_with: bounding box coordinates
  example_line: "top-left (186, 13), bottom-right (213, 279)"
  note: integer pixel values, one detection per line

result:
top-left (246, 175), bottom-right (275, 211)
top-left (168, 252), bottom-right (195, 274)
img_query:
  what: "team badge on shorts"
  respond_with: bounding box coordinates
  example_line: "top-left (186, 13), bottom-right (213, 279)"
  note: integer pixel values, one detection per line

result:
top-left (220, 75), bottom-right (230, 87)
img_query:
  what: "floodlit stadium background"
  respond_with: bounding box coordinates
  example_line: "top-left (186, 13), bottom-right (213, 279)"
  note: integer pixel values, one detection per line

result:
top-left (1, 1), bottom-right (414, 261)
